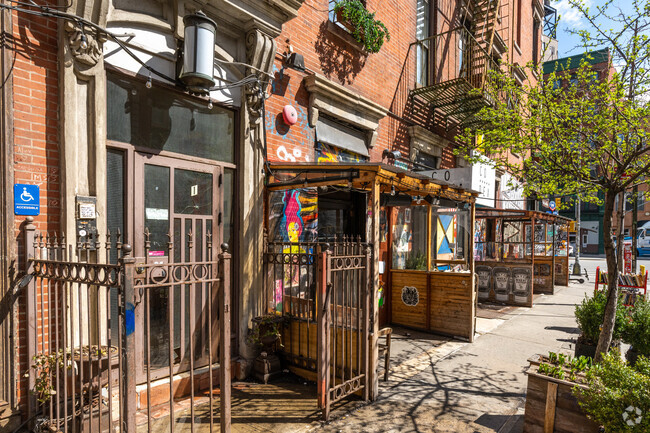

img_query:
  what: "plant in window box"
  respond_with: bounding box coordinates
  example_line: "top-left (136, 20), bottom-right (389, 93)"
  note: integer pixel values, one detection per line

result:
top-left (333, 0), bottom-right (390, 53)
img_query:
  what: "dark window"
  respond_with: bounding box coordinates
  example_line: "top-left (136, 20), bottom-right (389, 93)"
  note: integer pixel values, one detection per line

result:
top-left (532, 19), bottom-right (540, 64)
top-left (107, 71), bottom-right (235, 163)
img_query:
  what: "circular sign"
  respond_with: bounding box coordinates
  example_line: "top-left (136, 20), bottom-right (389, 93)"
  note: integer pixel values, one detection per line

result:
top-left (282, 105), bottom-right (298, 125)
top-left (549, 200), bottom-right (556, 211)
top-left (401, 286), bottom-right (419, 306)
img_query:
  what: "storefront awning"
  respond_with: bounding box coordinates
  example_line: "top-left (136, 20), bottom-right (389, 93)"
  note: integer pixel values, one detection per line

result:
top-left (266, 162), bottom-right (478, 203)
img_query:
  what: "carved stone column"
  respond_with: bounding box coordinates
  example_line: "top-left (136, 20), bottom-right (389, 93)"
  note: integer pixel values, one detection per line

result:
top-left (237, 26), bottom-right (276, 364)
top-left (59, 2), bottom-right (109, 257)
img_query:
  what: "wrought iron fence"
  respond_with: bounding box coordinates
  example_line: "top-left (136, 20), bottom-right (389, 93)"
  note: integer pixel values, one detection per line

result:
top-left (22, 217), bottom-right (231, 433)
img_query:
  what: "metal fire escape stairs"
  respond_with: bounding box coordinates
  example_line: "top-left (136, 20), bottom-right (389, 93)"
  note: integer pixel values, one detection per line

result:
top-left (409, 0), bottom-right (501, 127)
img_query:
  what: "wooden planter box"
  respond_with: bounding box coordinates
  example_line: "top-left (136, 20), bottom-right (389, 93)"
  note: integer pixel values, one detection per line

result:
top-left (523, 358), bottom-right (600, 433)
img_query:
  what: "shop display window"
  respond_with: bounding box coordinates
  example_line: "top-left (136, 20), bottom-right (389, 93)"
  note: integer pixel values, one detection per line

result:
top-left (392, 206), bottom-right (428, 270)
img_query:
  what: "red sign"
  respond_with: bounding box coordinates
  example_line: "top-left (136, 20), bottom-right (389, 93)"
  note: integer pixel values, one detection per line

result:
top-left (624, 244), bottom-right (632, 274)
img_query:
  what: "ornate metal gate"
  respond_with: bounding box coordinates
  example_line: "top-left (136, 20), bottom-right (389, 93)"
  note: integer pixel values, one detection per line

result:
top-left (264, 238), bottom-right (371, 420)
top-left (22, 217), bottom-right (231, 433)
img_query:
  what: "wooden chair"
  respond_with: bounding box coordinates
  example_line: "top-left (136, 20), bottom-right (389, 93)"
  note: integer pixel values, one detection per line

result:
top-left (378, 327), bottom-right (392, 381)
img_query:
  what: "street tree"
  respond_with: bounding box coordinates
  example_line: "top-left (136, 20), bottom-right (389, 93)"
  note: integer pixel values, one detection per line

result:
top-left (457, 0), bottom-right (650, 362)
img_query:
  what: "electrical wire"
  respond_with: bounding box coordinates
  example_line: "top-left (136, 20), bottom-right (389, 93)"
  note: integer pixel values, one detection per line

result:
top-left (0, 1), bottom-right (264, 93)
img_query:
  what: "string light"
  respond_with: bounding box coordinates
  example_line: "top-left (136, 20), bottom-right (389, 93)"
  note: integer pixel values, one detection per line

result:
top-left (390, 185), bottom-right (396, 196)
top-left (145, 74), bottom-right (152, 89)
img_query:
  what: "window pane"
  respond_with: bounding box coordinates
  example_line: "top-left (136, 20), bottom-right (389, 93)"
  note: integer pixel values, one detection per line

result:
top-left (144, 164), bottom-right (170, 255)
top-left (107, 72), bottom-right (235, 163)
top-left (392, 206), bottom-right (428, 270)
top-left (431, 208), bottom-right (470, 269)
top-left (223, 168), bottom-right (234, 248)
top-left (173, 169), bottom-right (213, 215)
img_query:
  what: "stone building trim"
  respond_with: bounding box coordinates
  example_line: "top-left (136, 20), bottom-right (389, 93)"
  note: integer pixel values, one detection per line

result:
top-left (304, 74), bottom-right (387, 148)
top-left (407, 125), bottom-right (448, 161)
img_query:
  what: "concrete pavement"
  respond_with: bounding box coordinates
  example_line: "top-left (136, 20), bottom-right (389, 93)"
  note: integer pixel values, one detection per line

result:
top-left (312, 281), bottom-right (594, 433)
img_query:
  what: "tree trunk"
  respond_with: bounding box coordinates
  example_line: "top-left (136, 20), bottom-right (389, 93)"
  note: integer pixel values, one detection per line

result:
top-left (595, 190), bottom-right (620, 362)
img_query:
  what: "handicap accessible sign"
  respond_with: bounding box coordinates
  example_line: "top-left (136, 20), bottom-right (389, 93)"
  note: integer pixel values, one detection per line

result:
top-left (14, 184), bottom-right (39, 216)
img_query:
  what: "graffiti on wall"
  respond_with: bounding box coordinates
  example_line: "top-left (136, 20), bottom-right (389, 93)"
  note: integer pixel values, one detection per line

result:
top-left (266, 64), bottom-right (314, 162)
top-left (316, 142), bottom-right (365, 163)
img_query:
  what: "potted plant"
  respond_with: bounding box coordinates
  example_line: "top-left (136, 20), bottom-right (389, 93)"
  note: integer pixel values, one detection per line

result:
top-left (623, 298), bottom-right (650, 366)
top-left (333, 0), bottom-right (390, 53)
top-left (405, 251), bottom-right (426, 271)
top-left (574, 291), bottom-right (627, 358)
top-left (248, 314), bottom-right (285, 351)
top-left (248, 314), bottom-right (286, 384)
top-left (574, 351), bottom-right (650, 432)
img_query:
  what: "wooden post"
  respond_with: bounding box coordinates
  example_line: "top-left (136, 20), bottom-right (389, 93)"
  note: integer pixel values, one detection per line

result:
top-left (531, 217), bottom-right (536, 308)
top-left (120, 244), bottom-right (137, 432)
top-left (219, 244), bottom-right (232, 433)
top-left (317, 245), bottom-right (331, 419)
top-left (551, 223), bottom-right (556, 294)
top-left (469, 200), bottom-right (476, 342)
top-left (544, 381), bottom-right (558, 433)
top-left (369, 180), bottom-right (380, 400)
top-left (24, 217), bottom-right (36, 425)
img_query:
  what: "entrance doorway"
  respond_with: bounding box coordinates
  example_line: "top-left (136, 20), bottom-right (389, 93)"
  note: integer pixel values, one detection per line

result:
top-left (133, 153), bottom-right (222, 381)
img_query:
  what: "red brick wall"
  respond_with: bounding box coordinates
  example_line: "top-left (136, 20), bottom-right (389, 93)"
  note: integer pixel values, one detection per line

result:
top-left (266, 0), bottom-right (421, 166)
top-left (266, 0), bottom-right (540, 170)
top-left (11, 5), bottom-right (60, 413)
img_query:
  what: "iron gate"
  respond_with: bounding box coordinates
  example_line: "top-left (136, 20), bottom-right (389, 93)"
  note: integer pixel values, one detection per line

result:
top-left (264, 237), bottom-right (371, 420)
top-left (22, 217), bottom-right (231, 433)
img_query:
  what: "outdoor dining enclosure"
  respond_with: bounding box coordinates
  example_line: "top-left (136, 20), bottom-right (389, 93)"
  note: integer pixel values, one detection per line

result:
top-left (474, 209), bottom-right (571, 307)
top-left (262, 162), bottom-right (478, 416)
top-left (386, 196), bottom-right (476, 341)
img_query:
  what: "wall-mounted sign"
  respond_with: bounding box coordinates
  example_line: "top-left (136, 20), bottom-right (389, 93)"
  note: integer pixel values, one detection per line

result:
top-left (14, 184), bottom-right (39, 216)
top-left (418, 155), bottom-right (496, 207)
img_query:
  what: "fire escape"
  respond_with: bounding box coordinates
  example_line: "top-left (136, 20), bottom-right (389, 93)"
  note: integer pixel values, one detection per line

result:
top-left (409, 0), bottom-right (501, 127)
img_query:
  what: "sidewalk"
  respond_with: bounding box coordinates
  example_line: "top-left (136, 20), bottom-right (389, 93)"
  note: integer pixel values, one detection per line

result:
top-left (311, 281), bottom-right (593, 433)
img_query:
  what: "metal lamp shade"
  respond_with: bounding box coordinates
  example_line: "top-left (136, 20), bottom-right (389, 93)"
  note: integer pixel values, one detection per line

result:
top-left (179, 12), bottom-right (217, 93)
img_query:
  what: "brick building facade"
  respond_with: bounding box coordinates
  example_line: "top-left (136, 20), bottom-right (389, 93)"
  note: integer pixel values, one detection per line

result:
top-left (0, 0), bottom-right (542, 426)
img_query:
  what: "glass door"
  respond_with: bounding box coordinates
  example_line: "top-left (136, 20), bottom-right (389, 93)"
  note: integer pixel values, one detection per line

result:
top-left (134, 152), bottom-right (221, 381)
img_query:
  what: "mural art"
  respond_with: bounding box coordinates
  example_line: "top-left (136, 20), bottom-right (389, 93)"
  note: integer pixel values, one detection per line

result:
top-left (316, 142), bottom-right (366, 163)
top-left (268, 189), bottom-right (318, 312)
top-left (512, 267), bottom-right (532, 304)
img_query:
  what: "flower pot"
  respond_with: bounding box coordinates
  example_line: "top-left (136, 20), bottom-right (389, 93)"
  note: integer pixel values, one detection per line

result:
top-left (335, 9), bottom-right (355, 33)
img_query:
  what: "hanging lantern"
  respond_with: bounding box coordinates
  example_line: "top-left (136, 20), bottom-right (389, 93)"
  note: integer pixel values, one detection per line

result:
top-left (179, 11), bottom-right (217, 93)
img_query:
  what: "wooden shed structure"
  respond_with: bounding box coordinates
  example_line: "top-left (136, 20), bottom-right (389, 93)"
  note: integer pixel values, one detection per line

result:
top-left (474, 209), bottom-right (571, 307)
